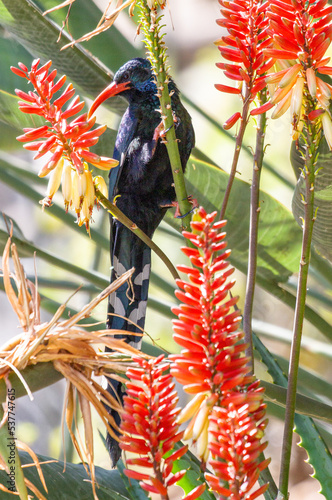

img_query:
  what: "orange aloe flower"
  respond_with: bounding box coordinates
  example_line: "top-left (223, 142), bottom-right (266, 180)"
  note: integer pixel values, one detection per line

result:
top-left (11, 59), bottom-right (118, 230)
top-left (119, 355), bottom-right (205, 500)
top-left (216, 0), bottom-right (274, 129)
top-left (254, 0), bottom-right (332, 143)
top-left (170, 207), bottom-right (269, 498)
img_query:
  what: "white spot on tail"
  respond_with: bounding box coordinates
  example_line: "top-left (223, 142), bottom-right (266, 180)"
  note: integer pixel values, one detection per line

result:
top-left (134, 263), bottom-right (151, 285)
top-left (109, 293), bottom-right (126, 317)
top-left (113, 255), bottom-right (127, 277)
top-left (128, 300), bottom-right (147, 323)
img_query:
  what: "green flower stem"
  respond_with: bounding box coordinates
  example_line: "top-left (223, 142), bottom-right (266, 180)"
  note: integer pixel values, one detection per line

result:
top-left (243, 91), bottom-right (267, 372)
top-left (94, 187), bottom-right (179, 280)
top-left (137, 1), bottom-right (192, 230)
top-left (279, 122), bottom-right (317, 498)
top-left (219, 88), bottom-right (251, 220)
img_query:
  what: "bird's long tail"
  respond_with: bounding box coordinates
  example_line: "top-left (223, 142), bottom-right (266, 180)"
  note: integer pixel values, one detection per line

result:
top-left (105, 219), bottom-right (151, 465)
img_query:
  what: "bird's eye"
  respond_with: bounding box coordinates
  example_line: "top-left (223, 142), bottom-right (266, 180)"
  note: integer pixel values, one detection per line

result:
top-left (122, 71), bottom-right (130, 81)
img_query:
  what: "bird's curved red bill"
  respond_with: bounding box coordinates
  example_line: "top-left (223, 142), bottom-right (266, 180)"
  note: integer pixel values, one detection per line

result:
top-left (88, 80), bottom-right (131, 118)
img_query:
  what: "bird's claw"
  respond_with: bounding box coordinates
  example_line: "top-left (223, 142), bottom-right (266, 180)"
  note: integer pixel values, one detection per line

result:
top-left (160, 195), bottom-right (198, 218)
top-left (153, 114), bottom-right (181, 144)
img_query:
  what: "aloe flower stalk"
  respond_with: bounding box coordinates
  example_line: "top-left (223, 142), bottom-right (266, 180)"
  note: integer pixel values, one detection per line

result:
top-left (11, 59), bottom-right (118, 231)
top-left (136, 0), bottom-right (194, 228)
top-left (251, 1), bottom-right (332, 495)
top-left (119, 355), bottom-right (206, 500)
top-left (170, 207), bottom-right (270, 498)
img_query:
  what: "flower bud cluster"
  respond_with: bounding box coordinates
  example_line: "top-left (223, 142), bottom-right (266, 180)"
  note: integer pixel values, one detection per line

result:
top-left (120, 355), bottom-right (205, 500)
top-left (170, 207), bottom-right (269, 499)
top-left (261, 0), bottom-right (332, 143)
top-left (216, 0), bottom-right (273, 129)
top-left (11, 59), bottom-right (116, 230)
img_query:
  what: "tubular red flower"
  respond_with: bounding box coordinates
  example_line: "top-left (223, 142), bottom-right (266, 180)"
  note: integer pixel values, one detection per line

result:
top-left (11, 59), bottom-right (118, 230)
top-left (257, 0), bottom-right (332, 142)
top-left (170, 207), bottom-right (269, 496)
top-left (120, 355), bottom-right (194, 498)
top-left (216, 0), bottom-right (272, 124)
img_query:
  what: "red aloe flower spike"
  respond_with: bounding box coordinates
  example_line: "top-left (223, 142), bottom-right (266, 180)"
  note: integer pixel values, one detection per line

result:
top-left (206, 395), bottom-right (270, 500)
top-left (120, 355), bottom-right (204, 500)
top-left (170, 207), bottom-right (269, 497)
top-left (216, 0), bottom-right (272, 128)
top-left (11, 59), bottom-right (119, 231)
top-left (254, 0), bottom-right (332, 145)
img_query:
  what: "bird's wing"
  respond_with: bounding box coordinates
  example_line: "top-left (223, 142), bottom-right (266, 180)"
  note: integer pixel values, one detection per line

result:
top-left (109, 107), bottom-right (139, 198)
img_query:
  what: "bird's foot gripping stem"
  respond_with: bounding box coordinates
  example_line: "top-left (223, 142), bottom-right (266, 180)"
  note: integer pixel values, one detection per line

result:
top-left (152, 114), bottom-right (181, 149)
top-left (160, 195), bottom-right (198, 218)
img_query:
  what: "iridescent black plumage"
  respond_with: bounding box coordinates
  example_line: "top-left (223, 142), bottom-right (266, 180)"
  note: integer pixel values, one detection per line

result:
top-left (92, 58), bottom-right (195, 465)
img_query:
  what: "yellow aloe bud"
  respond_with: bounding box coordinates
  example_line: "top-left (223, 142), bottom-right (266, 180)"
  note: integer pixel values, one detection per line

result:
top-left (183, 412), bottom-right (196, 441)
top-left (61, 159), bottom-right (72, 211)
top-left (278, 63), bottom-right (301, 89)
top-left (46, 157), bottom-right (64, 199)
top-left (192, 399), bottom-right (211, 441)
top-left (265, 68), bottom-right (289, 85)
top-left (317, 92), bottom-right (330, 110)
top-left (85, 169), bottom-right (95, 214)
top-left (321, 112), bottom-right (332, 149)
top-left (80, 197), bottom-right (90, 230)
top-left (271, 82), bottom-right (293, 105)
top-left (271, 92), bottom-right (292, 120)
top-left (177, 393), bottom-right (207, 424)
top-left (77, 170), bottom-right (87, 203)
top-left (196, 419), bottom-right (209, 460)
top-left (71, 171), bottom-right (82, 217)
top-left (290, 76), bottom-right (304, 127)
top-left (306, 68), bottom-right (317, 98)
top-left (317, 77), bottom-right (331, 100)
top-left (93, 175), bottom-right (108, 199)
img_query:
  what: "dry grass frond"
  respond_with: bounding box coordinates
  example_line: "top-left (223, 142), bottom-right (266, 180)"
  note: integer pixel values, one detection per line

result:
top-left (0, 236), bottom-right (149, 499)
top-left (43, 0), bottom-right (75, 15)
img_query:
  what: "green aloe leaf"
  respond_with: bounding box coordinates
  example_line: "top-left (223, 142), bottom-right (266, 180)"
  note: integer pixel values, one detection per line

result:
top-left (261, 381), bottom-right (332, 424)
top-left (164, 157), bottom-right (332, 340)
top-left (171, 444), bottom-right (215, 500)
top-left (116, 460), bottom-right (148, 500)
top-left (291, 137), bottom-right (332, 262)
top-left (0, 451), bottom-right (130, 499)
top-left (272, 353), bottom-right (332, 402)
top-left (0, 409), bottom-right (29, 500)
top-left (168, 157), bottom-right (302, 282)
top-left (253, 319), bottom-right (332, 359)
top-left (0, 362), bottom-right (62, 403)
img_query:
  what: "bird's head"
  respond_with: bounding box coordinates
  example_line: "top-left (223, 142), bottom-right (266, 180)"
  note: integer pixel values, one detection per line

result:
top-left (88, 58), bottom-right (155, 118)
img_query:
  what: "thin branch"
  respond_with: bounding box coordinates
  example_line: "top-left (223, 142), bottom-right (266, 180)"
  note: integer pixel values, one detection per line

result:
top-left (243, 91), bottom-right (267, 371)
top-left (279, 124), bottom-right (317, 497)
top-left (94, 187), bottom-right (179, 280)
top-left (219, 89), bottom-right (251, 220)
